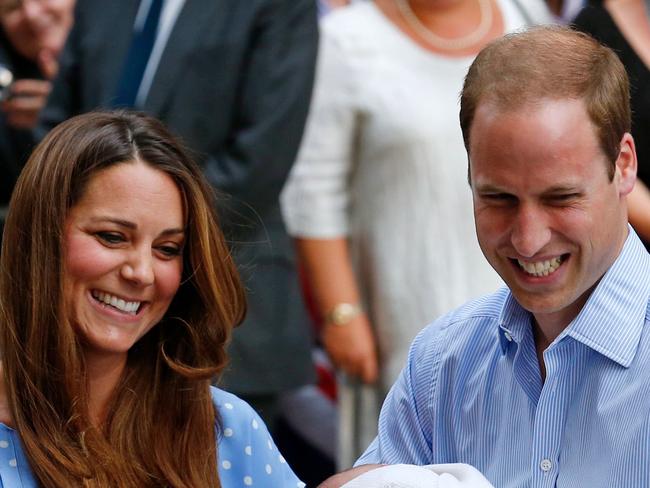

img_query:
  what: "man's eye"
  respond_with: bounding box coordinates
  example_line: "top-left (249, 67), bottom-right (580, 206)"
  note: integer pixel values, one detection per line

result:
top-left (548, 194), bottom-right (581, 205)
top-left (482, 193), bottom-right (517, 204)
top-left (96, 232), bottom-right (125, 244)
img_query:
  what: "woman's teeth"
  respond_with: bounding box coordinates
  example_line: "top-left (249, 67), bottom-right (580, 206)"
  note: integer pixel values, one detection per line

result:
top-left (517, 256), bottom-right (563, 277)
top-left (92, 290), bottom-right (140, 314)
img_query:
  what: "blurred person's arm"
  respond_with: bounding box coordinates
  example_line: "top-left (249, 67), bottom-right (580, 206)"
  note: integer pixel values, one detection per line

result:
top-left (628, 179), bottom-right (650, 241)
top-left (280, 10), bottom-right (379, 382)
top-left (296, 238), bottom-right (379, 383)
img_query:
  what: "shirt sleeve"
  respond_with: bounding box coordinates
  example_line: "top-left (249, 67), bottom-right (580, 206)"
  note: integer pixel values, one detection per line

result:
top-left (355, 323), bottom-right (445, 465)
top-left (213, 389), bottom-right (305, 487)
top-left (280, 15), bottom-right (359, 238)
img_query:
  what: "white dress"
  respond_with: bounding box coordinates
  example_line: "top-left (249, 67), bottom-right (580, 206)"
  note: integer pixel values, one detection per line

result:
top-left (281, 0), bottom-right (551, 464)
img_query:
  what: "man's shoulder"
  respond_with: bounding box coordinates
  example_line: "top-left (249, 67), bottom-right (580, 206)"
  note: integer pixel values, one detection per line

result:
top-left (420, 287), bottom-right (508, 338)
top-left (409, 288), bottom-right (510, 366)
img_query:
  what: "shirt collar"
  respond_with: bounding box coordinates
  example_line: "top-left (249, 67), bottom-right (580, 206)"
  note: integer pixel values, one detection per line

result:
top-left (498, 293), bottom-right (530, 354)
top-left (563, 229), bottom-right (650, 367)
top-left (498, 228), bottom-right (650, 366)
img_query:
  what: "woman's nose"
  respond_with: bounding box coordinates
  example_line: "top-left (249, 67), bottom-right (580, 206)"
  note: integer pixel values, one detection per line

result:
top-left (120, 249), bottom-right (154, 286)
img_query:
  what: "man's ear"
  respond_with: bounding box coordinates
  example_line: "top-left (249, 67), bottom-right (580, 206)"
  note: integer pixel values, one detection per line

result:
top-left (615, 132), bottom-right (637, 197)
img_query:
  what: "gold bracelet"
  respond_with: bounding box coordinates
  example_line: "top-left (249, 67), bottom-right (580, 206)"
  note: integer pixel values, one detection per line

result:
top-left (323, 302), bottom-right (363, 326)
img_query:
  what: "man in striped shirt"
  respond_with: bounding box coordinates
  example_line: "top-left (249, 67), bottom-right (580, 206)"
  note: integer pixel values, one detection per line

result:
top-left (321, 26), bottom-right (650, 488)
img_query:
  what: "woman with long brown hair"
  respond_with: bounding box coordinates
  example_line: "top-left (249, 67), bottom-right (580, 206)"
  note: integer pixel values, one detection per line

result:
top-left (0, 111), bottom-right (303, 487)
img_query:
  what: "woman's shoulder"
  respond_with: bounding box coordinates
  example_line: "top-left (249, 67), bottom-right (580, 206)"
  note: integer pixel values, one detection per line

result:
top-left (209, 387), bottom-right (305, 487)
top-left (210, 387), bottom-right (266, 428)
top-left (210, 387), bottom-right (270, 440)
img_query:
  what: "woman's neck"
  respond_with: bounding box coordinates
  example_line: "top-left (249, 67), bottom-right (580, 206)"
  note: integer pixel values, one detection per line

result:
top-left (374, 0), bottom-right (503, 57)
top-left (84, 352), bottom-right (127, 426)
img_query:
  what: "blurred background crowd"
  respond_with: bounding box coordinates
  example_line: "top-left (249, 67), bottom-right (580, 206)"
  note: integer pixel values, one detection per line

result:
top-left (2, 0), bottom-right (650, 486)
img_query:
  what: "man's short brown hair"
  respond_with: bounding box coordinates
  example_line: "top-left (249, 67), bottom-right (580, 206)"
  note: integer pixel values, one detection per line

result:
top-left (460, 26), bottom-right (630, 180)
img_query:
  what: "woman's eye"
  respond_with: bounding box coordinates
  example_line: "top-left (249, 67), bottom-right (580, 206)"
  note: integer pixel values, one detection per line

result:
top-left (96, 232), bottom-right (125, 244)
top-left (157, 245), bottom-right (182, 257)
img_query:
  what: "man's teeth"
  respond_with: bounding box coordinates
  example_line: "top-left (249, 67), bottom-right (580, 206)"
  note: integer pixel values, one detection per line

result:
top-left (517, 257), bottom-right (563, 277)
top-left (92, 291), bottom-right (140, 314)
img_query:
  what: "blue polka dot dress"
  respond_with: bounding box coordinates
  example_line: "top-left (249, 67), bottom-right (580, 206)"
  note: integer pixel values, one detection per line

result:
top-left (0, 387), bottom-right (305, 487)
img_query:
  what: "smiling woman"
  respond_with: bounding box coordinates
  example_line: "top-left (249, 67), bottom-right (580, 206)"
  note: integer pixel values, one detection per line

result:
top-left (0, 111), bottom-right (304, 487)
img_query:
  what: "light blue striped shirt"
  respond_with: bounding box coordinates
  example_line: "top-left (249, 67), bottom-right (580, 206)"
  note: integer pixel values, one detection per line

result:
top-left (357, 229), bottom-right (650, 487)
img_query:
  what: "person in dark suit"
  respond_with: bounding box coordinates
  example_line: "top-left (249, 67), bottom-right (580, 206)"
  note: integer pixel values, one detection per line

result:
top-left (39, 0), bottom-right (318, 427)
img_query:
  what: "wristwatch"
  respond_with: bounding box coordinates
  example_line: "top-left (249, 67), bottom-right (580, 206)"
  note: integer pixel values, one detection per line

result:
top-left (324, 302), bottom-right (363, 326)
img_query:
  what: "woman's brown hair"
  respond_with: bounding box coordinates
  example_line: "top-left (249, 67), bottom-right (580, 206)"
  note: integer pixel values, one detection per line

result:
top-left (0, 111), bottom-right (246, 486)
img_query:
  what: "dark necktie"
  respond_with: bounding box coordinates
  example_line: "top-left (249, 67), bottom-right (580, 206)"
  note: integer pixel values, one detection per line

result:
top-left (112, 0), bottom-right (163, 107)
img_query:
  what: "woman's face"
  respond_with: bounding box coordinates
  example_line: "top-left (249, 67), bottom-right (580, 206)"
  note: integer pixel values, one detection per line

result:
top-left (63, 160), bottom-right (185, 364)
top-left (0, 0), bottom-right (75, 61)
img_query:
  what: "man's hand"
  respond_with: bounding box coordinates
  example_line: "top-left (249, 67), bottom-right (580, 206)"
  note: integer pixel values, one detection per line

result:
top-left (317, 464), bottom-right (383, 488)
top-left (321, 313), bottom-right (379, 384)
top-left (1, 79), bottom-right (52, 129)
top-left (37, 49), bottom-right (60, 81)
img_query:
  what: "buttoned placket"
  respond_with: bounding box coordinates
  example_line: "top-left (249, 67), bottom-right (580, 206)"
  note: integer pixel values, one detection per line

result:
top-left (529, 337), bottom-right (585, 487)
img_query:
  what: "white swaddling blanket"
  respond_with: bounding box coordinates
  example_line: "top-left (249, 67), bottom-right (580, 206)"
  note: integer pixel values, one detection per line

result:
top-left (341, 464), bottom-right (494, 488)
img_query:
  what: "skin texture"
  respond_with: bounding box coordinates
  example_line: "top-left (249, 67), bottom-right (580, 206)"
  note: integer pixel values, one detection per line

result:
top-left (469, 98), bottom-right (636, 359)
top-left (63, 160), bottom-right (185, 418)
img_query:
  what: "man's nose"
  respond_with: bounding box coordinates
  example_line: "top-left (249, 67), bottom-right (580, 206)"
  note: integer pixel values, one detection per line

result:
top-left (121, 248), bottom-right (154, 286)
top-left (510, 205), bottom-right (551, 258)
top-left (21, 0), bottom-right (44, 21)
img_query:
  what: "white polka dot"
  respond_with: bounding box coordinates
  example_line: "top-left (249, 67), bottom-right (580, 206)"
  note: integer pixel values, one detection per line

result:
top-left (224, 402), bottom-right (234, 410)
top-left (278, 454), bottom-right (286, 464)
top-left (267, 439), bottom-right (273, 450)
top-left (224, 428), bottom-right (233, 437)
top-left (0, 441), bottom-right (8, 448)
top-left (245, 445), bottom-right (252, 456)
top-left (252, 418), bottom-right (259, 429)
top-left (222, 460), bottom-right (231, 470)
top-left (265, 464), bottom-right (272, 474)
top-left (8, 459), bottom-right (16, 467)
top-left (244, 475), bottom-right (253, 485)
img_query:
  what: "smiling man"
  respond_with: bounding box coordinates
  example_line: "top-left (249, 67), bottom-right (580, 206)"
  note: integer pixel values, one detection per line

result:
top-left (320, 26), bottom-right (650, 488)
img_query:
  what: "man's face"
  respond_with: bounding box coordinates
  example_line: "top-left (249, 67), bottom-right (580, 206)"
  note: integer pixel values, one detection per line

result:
top-left (0, 0), bottom-right (74, 61)
top-left (469, 98), bottom-right (636, 329)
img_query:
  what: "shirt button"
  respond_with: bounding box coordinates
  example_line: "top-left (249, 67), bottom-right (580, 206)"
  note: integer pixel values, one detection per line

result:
top-left (504, 331), bottom-right (513, 342)
top-left (540, 459), bottom-right (553, 472)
